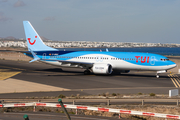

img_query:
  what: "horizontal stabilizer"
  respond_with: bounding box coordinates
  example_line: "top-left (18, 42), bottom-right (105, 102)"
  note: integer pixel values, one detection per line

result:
top-left (29, 57), bottom-right (40, 63)
top-left (29, 49), bottom-right (40, 63)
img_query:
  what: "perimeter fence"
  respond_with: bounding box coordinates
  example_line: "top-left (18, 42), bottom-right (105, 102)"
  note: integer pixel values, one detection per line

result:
top-left (0, 101), bottom-right (180, 119)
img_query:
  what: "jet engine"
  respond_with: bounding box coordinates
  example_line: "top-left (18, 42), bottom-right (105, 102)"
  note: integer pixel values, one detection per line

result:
top-left (92, 63), bottom-right (112, 74)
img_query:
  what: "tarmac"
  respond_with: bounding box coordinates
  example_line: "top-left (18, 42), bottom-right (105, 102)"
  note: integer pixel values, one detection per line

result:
top-left (0, 59), bottom-right (180, 98)
top-left (0, 112), bottom-right (123, 120)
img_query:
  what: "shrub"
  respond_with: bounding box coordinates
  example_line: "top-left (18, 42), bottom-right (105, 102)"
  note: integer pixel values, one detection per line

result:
top-left (58, 94), bottom-right (66, 98)
top-left (102, 93), bottom-right (106, 97)
top-left (149, 93), bottom-right (156, 96)
top-left (75, 94), bottom-right (80, 99)
top-left (112, 93), bottom-right (117, 96)
top-left (71, 94), bottom-right (75, 97)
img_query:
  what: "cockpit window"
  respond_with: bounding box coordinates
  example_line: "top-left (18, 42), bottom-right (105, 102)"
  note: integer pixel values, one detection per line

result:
top-left (160, 58), bottom-right (169, 61)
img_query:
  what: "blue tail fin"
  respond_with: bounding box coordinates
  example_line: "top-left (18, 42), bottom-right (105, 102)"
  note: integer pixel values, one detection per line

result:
top-left (23, 21), bottom-right (57, 51)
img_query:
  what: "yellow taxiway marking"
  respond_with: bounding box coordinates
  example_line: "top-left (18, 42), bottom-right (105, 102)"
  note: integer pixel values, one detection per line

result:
top-left (168, 74), bottom-right (180, 88)
top-left (0, 71), bottom-right (21, 80)
top-left (0, 69), bottom-right (9, 72)
top-left (172, 75), bottom-right (180, 87)
top-left (0, 65), bottom-right (25, 71)
top-left (173, 74), bottom-right (180, 87)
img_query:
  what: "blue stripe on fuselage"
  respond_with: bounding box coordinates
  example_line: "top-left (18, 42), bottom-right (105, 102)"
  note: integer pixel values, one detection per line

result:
top-left (25, 50), bottom-right (175, 66)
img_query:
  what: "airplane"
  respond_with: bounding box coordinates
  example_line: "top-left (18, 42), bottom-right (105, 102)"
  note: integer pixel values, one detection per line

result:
top-left (23, 21), bottom-right (177, 78)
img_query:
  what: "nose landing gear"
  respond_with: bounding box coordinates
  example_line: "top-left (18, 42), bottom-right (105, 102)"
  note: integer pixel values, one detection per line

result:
top-left (156, 74), bottom-right (159, 78)
top-left (156, 70), bottom-right (167, 78)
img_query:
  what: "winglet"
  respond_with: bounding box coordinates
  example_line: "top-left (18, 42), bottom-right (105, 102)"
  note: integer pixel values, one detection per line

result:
top-left (29, 49), bottom-right (40, 63)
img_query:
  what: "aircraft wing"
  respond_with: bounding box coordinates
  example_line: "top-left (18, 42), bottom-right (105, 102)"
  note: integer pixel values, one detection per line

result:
top-left (42, 59), bottom-right (93, 69)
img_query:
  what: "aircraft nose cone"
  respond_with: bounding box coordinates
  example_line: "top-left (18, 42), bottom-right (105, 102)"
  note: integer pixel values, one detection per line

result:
top-left (167, 60), bottom-right (177, 69)
top-left (173, 63), bottom-right (177, 68)
top-left (170, 61), bottom-right (177, 68)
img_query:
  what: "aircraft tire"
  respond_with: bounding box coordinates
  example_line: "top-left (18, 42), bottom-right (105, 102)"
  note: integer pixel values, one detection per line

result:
top-left (84, 70), bottom-right (91, 75)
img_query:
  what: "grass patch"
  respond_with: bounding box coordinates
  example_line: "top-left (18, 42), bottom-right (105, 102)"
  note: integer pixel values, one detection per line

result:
top-left (138, 92), bottom-right (143, 95)
top-left (112, 93), bottom-right (117, 96)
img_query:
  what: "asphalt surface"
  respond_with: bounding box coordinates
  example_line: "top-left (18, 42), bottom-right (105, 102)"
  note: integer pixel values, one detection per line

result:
top-left (0, 112), bottom-right (125, 120)
top-left (0, 59), bottom-right (179, 98)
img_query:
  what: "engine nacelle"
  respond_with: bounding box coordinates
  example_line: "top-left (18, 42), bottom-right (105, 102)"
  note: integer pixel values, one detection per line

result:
top-left (92, 63), bottom-right (112, 74)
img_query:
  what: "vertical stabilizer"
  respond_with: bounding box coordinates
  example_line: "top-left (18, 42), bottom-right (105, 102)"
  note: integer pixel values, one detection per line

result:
top-left (23, 21), bottom-right (57, 51)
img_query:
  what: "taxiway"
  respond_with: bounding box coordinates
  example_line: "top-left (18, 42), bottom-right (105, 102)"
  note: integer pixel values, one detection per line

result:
top-left (0, 60), bottom-right (179, 98)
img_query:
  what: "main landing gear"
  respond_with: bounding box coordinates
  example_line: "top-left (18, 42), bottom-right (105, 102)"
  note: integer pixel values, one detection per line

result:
top-left (84, 69), bottom-right (91, 75)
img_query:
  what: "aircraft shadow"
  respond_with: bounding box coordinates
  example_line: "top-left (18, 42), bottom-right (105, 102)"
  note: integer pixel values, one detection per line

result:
top-left (33, 68), bottom-right (170, 78)
top-left (34, 68), bottom-right (83, 74)
top-left (111, 73), bottom-right (169, 78)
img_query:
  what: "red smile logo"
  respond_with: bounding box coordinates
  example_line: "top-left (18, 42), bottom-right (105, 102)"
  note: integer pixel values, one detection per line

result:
top-left (28, 36), bottom-right (37, 45)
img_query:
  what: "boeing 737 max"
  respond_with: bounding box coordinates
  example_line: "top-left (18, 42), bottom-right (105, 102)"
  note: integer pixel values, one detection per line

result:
top-left (23, 21), bottom-right (176, 78)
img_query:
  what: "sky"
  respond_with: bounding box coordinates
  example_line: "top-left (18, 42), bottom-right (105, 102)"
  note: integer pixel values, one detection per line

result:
top-left (0, 0), bottom-right (180, 44)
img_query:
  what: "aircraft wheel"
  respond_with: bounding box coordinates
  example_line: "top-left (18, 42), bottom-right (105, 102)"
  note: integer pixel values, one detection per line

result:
top-left (84, 70), bottom-right (91, 75)
top-left (156, 74), bottom-right (159, 78)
